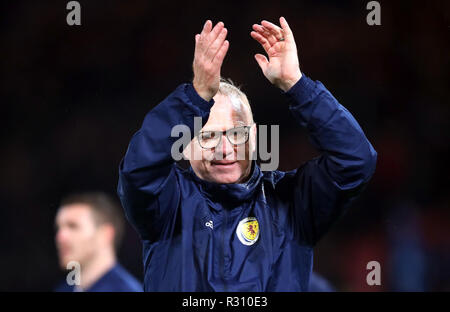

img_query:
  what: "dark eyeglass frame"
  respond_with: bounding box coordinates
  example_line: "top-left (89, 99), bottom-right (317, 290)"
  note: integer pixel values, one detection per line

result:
top-left (197, 125), bottom-right (252, 149)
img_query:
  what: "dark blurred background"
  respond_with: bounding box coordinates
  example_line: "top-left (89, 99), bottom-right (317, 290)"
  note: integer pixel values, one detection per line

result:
top-left (1, 0), bottom-right (449, 291)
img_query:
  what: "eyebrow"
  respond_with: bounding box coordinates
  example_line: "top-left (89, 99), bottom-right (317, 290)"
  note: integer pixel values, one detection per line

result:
top-left (201, 124), bottom-right (248, 132)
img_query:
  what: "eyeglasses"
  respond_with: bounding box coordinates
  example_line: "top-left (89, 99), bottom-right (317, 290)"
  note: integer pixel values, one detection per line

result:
top-left (198, 126), bottom-right (251, 149)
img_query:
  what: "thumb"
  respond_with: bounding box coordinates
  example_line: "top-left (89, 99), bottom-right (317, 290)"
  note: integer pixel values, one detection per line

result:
top-left (254, 54), bottom-right (269, 72)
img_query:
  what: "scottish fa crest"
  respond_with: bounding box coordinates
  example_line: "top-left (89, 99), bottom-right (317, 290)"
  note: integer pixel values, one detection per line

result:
top-left (236, 217), bottom-right (259, 246)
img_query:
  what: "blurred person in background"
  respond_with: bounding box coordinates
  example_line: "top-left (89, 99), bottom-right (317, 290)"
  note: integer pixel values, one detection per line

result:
top-left (54, 192), bottom-right (142, 292)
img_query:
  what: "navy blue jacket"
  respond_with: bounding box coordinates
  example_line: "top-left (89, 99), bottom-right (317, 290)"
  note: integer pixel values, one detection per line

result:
top-left (308, 272), bottom-right (335, 292)
top-left (117, 74), bottom-right (377, 291)
top-left (54, 263), bottom-right (143, 292)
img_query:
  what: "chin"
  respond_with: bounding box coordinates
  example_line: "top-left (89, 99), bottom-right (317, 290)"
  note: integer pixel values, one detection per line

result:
top-left (193, 161), bottom-right (250, 184)
top-left (59, 256), bottom-right (70, 269)
top-left (208, 168), bottom-right (243, 184)
top-left (60, 252), bottom-right (80, 268)
top-left (213, 174), bottom-right (241, 184)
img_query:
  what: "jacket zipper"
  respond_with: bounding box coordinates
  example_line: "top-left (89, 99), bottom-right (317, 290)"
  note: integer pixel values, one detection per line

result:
top-left (222, 207), bottom-right (228, 291)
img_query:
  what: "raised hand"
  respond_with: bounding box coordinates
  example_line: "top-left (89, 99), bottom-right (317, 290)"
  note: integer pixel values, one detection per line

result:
top-left (193, 20), bottom-right (229, 101)
top-left (250, 17), bottom-right (302, 92)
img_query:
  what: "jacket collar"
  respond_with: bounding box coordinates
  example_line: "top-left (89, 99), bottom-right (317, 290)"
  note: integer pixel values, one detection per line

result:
top-left (188, 161), bottom-right (263, 206)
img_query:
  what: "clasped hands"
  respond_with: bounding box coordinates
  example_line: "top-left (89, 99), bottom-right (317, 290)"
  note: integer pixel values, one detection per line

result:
top-left (193, 17), bottom-right (303, 101)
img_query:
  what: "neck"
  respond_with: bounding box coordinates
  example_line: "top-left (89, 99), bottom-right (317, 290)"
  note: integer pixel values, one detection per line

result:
top-left (237, 161), bottom-right (254, 184)
top-left (79, 247), bottom-right (116, 290)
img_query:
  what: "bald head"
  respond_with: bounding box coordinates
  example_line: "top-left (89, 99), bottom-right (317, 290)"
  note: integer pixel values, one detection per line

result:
top-left (214, 78), bottom-right (254, 126)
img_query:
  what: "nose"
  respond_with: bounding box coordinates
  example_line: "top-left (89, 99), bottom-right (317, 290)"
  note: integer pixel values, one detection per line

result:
top-left (216, 134), bottom-right (235, 160)
top-left (56, 228), bottom-right (68, 246)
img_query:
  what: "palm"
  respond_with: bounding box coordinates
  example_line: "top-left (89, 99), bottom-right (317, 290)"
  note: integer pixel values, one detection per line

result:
top-left (266, 43), bottom-right (292, 80)
top-left (192, 20), bottom-right (230, 101)
top-left (250, 17), bottom-right (302, 91)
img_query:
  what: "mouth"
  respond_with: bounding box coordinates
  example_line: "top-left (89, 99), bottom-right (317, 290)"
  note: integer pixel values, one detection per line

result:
top-left (58, 246), bottom-right (71, 257)
top-left (211, 160), bottom-right (238, 168)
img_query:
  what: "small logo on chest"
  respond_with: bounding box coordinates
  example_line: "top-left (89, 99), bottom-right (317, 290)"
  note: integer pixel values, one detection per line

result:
top-left (205, 220), bottom-right (214, 230)
top-left (236, 217), bottom-right (260, 246)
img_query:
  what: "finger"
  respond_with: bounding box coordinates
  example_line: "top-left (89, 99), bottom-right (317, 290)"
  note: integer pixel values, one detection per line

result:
top-left (198, 20), bottom-right (212, 50)
top-left (206, 27), bottom-right (227, 61)
top-left (200, 20), bottom-right (212, 38)
top-left (205, 21), bottom-right (224, 49)
top-left (260, 26), bottom-right (278, 46)
top-left (212, 40), bottom-right (229, 67)
top-left (254, 53), bottom-right (269, 72)
top-left (250, 31), bottom-right (271, 54)
top-left (195, 34), bottom-right (200, 49)
top-left (261, 20), bottom-right (284, 40)
top-left (252, 24), bottom-right (273, 39)
top-left (194, 34), bottom-right (201, 55)
top-left (253, 24), bottom-right (277, 46)
top-left (279, 17), bottom-right (294, 41)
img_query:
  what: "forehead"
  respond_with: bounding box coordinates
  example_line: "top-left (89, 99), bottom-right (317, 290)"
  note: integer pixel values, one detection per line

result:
top-left (56, 204), bottom-right (93, 224)
top-left (202, 93), bottom-right (249, 131)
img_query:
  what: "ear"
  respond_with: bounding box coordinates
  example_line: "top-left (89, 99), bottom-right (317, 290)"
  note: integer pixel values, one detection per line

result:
top-left (182, 140), bottom-right (192, 160)
top-left (98, 223), bottom-right (115, 247)
top-left (250, 123), bottom-right (257, 158)
top-left (183, 137), bottom-right (204, 162)
top-left (251, 123), bottom-right (257, 140)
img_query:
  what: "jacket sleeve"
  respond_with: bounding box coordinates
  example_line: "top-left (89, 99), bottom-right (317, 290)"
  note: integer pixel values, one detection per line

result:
top-left (285, 74), bottom-right (377, 246)
top-left (117, 83), bottom-right (213, 240)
